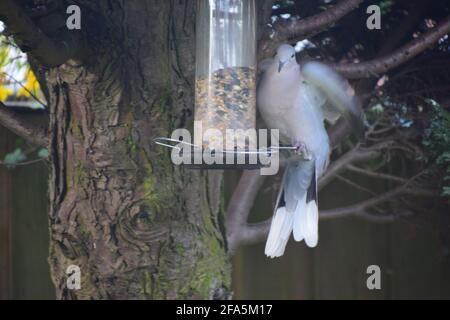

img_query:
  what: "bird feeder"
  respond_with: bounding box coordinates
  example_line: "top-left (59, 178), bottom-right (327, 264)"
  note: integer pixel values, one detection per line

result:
top-left (155, 0), bottom-right (279, 169)
top-left (195, 0), bottom-right (257, 152)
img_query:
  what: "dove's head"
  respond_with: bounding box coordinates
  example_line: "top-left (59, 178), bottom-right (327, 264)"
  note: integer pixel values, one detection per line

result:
top-left (275, 44), bottom-right (297, 73)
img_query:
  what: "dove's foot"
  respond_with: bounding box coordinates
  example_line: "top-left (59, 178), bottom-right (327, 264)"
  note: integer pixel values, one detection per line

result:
top-left (293, 142), bottom-right (312, 160)
top-left (293, 142), bottom-right (306, 154)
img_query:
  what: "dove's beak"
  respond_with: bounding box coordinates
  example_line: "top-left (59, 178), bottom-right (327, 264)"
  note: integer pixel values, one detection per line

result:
top-left (278, 60), bottom-right (286, 73)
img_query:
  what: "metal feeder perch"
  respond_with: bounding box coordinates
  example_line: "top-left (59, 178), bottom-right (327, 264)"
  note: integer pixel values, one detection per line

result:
top-left (154, 0), bottom-right (295, 169)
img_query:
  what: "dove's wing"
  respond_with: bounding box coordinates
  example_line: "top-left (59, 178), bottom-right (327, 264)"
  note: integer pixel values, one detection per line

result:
top-left (301, 61), bottom-right (366, 139)
top-left (321, 103), bottom-right (342, 125)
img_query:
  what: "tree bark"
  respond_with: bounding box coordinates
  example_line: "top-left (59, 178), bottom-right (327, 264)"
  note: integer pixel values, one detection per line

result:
top-left (40, 1), bottom-right (230, 300)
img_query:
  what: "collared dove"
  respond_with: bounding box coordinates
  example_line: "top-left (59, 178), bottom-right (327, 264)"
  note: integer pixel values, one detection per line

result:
top-left (258, 44), bottom-right (365, 258)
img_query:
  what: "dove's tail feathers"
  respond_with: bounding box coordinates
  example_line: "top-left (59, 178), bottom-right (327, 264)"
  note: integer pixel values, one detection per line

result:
top-left (265, 161), bottom-right (319, 258)
top-left (265, 207), bottom-right (294, 258)
top-left (293, 165), bottom-right (319, 248)
top-left (301, 61), bottom-right (366, 140)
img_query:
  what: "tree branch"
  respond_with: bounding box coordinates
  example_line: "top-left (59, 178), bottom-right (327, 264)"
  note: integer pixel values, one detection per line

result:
top-left (335, 173), bottom-right (377, 196)
top-left (333, 15), bottom-right (450, 78)
top-left (274, 0), bottom-right (363, 40)
top-left (346, 164), bottom-right (408, 183)
top-left (320, 177), bottom-right (436, 220)
top-left (0, 0), bottom-right (83, 67)
top-left (226, 170), bottom-right (266, 253)
top-left (235, 220), bottom-right (271, 247)
top-left (0, 102), bottom-right (49, 147)
top-left (259, 0), bottom-right (363, 59)
top-left (318, 140), bottom-right (395, 190)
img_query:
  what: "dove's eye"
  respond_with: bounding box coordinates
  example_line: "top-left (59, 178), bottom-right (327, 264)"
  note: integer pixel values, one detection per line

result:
top-left (291, 54), bottom-right (295, 58)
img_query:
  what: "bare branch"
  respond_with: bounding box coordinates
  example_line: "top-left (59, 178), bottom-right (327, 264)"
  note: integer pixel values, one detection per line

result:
top-left (333, 15), bottom-right (450, 78)
top-left (321, 188), bottom-right (402, 220)
top-left (0, 102), bottom-right (49, 147)
top-left (259, 0), bottom-right (363, 59)
top-left (335, 174), bottom-right (377, 196)
top-left (320, 178), bottom-right (436, 220)
top-left (346, 164), bottom-right (408, 183)
top-left (0, 157), bottom-right (46, 167)
top-left (0, 0), bottom-right (83, 67)
top-left (276, 0), bottom-right (363, 40)
top-left (318, 141), bottom-right (395, 189)
top-left (322, 169), bottom-right (437, 220)
top-left (226, 170), bottom-right (266, 253)
top-left (235, 220), bottom-right (271, 247)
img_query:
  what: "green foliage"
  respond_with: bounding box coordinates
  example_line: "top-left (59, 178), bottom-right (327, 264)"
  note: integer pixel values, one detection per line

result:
top-left (423, 99), bottom-right (450, 198)
top-left (378, 0), bottom-right (394, 14)
top-left (3, 147), bottom-right (26, 169)
top-left (369, 103), bottom-right (384, 114)
top-left (37, 148), bottom-right (49, 159)
top-left (274, 0), bottom-right (295, 9)
top-left (442, 186), bottom-right (450, 198)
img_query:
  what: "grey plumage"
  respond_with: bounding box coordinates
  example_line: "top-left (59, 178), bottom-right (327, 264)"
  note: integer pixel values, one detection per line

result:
top-left (257, 44), bottom-right (365, 258)
top-left (301, 61), bottom-right (366, 139)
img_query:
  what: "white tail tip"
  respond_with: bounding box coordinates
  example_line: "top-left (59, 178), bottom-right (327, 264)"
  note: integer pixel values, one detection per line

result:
top-left (293, 199), bottom-right (319, 248)
top-left (265, 207), bottom-right (294, 258)
top-left (304, 201), bottom-right (319, 248)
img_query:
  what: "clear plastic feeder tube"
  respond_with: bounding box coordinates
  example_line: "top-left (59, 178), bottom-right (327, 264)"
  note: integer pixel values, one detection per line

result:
top-left (195, 0), bottom-right (257, 151)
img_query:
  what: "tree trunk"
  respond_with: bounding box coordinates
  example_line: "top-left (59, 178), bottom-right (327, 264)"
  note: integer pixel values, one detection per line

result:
top-left (42, 1), bottom-right (230, 299)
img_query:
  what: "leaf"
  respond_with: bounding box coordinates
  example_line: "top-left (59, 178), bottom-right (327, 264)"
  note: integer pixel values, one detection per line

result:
top-left (3, 148), bottom-right (26, 169)
top-left (441, 187), bottom-right (450, 197)
top-left (0, 84), bottom-right (12, 101)
top-left (17, 70), bottom-right (40, 98)
top-left (369, 103), bottom-right (384, 114)
top-left (37, 148), bottom-right (49, 159)
top-left (425, 98), bottom-right (439, 107)
top-left (379, 0), bottom-right (394, 14)
top-left (0, 44), bottom-right (10, 68)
